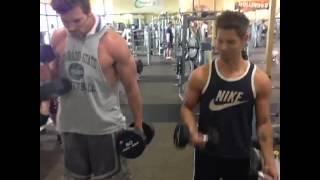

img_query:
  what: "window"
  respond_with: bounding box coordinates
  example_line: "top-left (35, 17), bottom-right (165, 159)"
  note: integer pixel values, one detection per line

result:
top-left (40, 15), bottom-right (48, 32)
top-left (42, 31), bottom-right (50, 45)
top-left (40, 3), bottom-right (46, 15)
top-left (92, 0), bottom-right (105, 15)
top-left (47, 16), bottom-right (58, 38)
top-left (45, 4), bottom-right (57, 15)
top-left (57, 17), bottom-right (64, 28)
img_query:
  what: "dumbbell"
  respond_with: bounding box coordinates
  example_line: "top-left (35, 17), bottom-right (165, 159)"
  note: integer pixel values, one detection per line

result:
top-left (250, 147), bottom-right (278, 180)
top-left (40, 78), bottom-right (72, 101)
top-left (40, 113), bottom-right (49, 127)
top-left (249, 147), bottom-right (263, 176)
top-left (116, 122), bottom-right (155, 159)
top-left (173, 124), bottom-right (219, 150)
top-left (40, 44), bottom-right (55, 63)
top-left (135, 59), bottom-right (144, 74)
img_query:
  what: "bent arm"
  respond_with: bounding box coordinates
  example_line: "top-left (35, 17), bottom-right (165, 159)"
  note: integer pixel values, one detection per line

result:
top-left (255, 71), bottom-right (274, 165)
top-left (181, 67), bottom-right (207, 135)
top-left (48, 29), bottom-right (65, 80)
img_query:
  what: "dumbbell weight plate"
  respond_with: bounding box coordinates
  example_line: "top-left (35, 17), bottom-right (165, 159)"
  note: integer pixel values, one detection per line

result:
top-left (116, 130), bottom-right (145, 159)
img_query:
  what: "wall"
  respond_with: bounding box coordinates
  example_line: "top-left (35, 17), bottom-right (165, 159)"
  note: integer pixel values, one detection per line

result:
top-left (41, 0), bottom-right (279, 15)
top-left (213, 0), bottom-right (280, 20)
top-left (112, 0), bottom-right (179, 14)
top-left (40, 0), bottom-right (50, 3)
top-left (41, 0), bottom-right (280, 23)
top-left (179, 0), bottom-right (192, 12)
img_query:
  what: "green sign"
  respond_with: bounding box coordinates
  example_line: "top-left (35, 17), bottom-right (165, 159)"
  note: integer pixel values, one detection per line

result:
top-left (135, 0), bottom-right (155, 8)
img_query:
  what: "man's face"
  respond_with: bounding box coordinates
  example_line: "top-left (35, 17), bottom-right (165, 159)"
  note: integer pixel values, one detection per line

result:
top-left (60, 6), bottom-right (92, 38)
top-left (215, 28), bottom-right (248, 60)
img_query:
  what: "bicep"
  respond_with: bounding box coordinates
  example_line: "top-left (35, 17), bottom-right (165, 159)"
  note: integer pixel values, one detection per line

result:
top-left (48, 31), bottom-right (62, 79)
top-left (116, 54), bottom-right (137, 87)
top-left (255, 74), bottom-right (272, 125)
top-left (183, 73), bottom-right (203, 110)
top-left (112, 38), bottom-right (137, 89)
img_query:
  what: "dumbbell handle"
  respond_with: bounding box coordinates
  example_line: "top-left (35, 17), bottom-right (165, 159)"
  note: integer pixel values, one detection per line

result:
top-left (258, 171), bottom-right (274, 180)
top-left (203, 134), bottom-right (208, 143)
top-left (202, 130), bottom-right (218, 145)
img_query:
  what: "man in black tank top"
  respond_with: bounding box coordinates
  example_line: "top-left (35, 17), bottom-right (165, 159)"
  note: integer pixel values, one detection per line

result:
top-left (180, 11), bottom-right (278, 180)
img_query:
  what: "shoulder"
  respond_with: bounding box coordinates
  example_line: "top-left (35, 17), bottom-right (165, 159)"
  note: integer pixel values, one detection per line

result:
top-left (51, 28), bottom-right (67, 48)
top-left (101, 30), bottom-right (127, 51)
top-left (254, 66), bottom-right (272, 95)
top-left (100, 30), bottom-right (130, 61)
top-left (188, 63), bottom-right (211, 91)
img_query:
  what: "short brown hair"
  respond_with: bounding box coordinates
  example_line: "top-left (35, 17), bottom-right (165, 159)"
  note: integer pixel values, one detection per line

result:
top-left (51, 0), bottom-right (91, 15)
top-left (216, 11), bottom-right (249, 38)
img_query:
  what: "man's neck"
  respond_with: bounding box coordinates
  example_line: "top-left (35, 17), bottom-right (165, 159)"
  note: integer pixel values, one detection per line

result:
top-left (76, 14), bottom-right (96, 39)
top-left (85, 15), bottom-right (96, 35)
top-left (219, 56), bottom-right (246, 72)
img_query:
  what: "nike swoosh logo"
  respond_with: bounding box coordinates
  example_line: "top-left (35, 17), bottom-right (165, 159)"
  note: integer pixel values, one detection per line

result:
top-left (209, 99), bottom-right (248, 111)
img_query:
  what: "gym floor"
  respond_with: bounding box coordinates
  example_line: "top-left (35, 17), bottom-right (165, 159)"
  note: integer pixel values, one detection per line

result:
top-left (40, 41), bottom-right (280, 180)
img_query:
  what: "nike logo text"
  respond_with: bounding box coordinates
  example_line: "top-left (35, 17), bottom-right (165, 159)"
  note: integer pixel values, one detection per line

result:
top-left (209, 100), bottom-right (248, 111)
top-left (209, 90), bottom-right (247, 111)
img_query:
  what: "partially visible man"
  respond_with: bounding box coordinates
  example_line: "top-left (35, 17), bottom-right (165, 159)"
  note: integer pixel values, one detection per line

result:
top-left (40, 44), bottom-right (55, 128)
top-left (181, 11), bottom-right (278, 180)
top-left (165, 21), bottom-right (174, 60)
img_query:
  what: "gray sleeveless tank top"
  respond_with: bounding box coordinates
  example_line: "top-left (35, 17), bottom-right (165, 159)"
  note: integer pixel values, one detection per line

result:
top-left (56, 23), bottom-right (126, 135)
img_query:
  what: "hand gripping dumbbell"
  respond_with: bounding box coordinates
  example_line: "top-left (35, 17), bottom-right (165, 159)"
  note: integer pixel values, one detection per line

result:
top-left (173, 123), bottom-right (219, 150)
top-left (40, 78), bottom-right (72, 101)
top-left (116, 122), bottom-right (155, 159)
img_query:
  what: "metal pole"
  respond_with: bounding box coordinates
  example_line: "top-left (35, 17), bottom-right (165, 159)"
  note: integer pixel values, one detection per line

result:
top-left (102, 0), bottom-right (106, 15)
top-left (146, 27), bottom-right (151, 65)
top-left (178, 14), bottom-right (189, 100)
top-left (158, 16), bottom-right (161, 56)
top-left (131, 29), bottom-right (135, 53)
top-left (193, 0), bottom-right (195, 13)
top-left (265, 0), bottom-right (277, 78)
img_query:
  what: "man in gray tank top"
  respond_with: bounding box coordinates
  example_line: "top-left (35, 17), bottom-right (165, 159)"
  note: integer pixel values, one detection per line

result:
top-left (48, 0), bottom-right (144, 179)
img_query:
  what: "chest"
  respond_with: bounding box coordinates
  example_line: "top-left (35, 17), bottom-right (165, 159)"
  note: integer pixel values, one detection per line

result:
top-left (203, 77), bottom-right (255, 108)
top-left (56, 37), bottom-right (118, 86)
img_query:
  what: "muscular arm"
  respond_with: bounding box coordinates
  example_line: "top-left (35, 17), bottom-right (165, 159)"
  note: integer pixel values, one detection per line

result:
top-left (255, 69), bottom-right (274, 165)
top-left (48, 29), bottom-right (66, 80)
top-left (40, 63), bottom-right (52, 82)
top-left (107, 32), bottom-right (144, 129)
top-left (181, 65), bottom-right (208, 135)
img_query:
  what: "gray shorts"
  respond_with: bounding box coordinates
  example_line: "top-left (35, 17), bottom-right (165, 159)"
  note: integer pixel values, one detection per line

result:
top-left (61, 132), bottom-right (132, 180)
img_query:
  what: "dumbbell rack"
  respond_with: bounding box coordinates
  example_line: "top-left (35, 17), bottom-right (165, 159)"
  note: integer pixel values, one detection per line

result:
top-left (177, 13), bottom-right (220, 101)
top-left (130, 28), bottom-right (151, 65)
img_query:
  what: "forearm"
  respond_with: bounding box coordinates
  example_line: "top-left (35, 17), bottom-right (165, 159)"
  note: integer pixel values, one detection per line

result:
top-left (48, 60), bottom-right (60, 81)
top-left (257, 121), bottom-right (274, 164)
top-left (40, 101), bottom-right (50, 115)
top-left (181, 104), bottom-right (198, 135)
top-left (126, 84), bottom-right (143, 129)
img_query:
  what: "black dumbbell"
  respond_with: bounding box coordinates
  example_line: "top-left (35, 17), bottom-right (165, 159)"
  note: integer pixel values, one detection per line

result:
top-left (40, 79), bottom-right (72, 101)
top-left (40, 44), bottom-right (55, 63)
top-left (249, 148), bottom-right (276, 180)
top-left (40, 113), bottom-right (49, 127)
top-left (249, 147), bottom-right (263, 176)
top-left (116, 122), bottom-right (155, 159)
top-left (173, 124), bottom-right (219, 150)
top-left (135, 59), bottom-right (144, 74)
